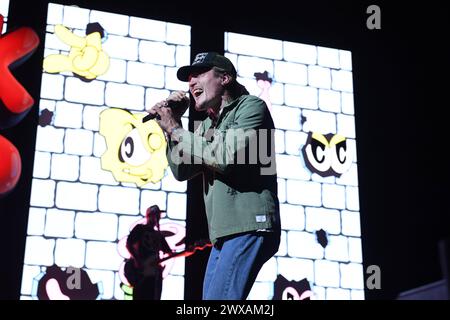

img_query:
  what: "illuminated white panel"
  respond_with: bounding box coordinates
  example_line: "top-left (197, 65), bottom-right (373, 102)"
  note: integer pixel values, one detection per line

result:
top-left (160, 275), bottom-right (184, 300)
top-left (54, 101), bottom-right (83, 128)
top-left (283, 41), bottom-right (317, 65)
top-left (98, 186), bottom-right (140, 215)
top-left (24, 236), bottom-right (55, 266)
top-left (27, 208), bottom-right (46, 236)
top-left (276, 154), bottom-right (310, 181)
top-left (270, 105), bottom-right (301, 131)
top-left (305, 207), bottom-right (341, 235)
top-left (226, 32), bottom-right (282, 60)
top-left (340, 263), bottom-right (364, 289)
top-left (90, 10), bottom-right (129, 36)
top-left (255, 257), bottom-right (277, 282)
top-left (102, 35), bottom-right (138, 60)
top-left (247, 282), bottom-right (274, 300)
top-left (20, 265), bottom-right (41, 295)
top-left (23, 3), bottom-right (191, 300)
top-left (284, 131), bottom-right (307, 156)
top-left (317, 47), bottom-right (341, 69)
top-left (324, 235), bottom-right (349, 262)
top-left (32, 151), bottom-right (51, 179)
top-left (129, 17), bottom-right (165, 41)
top-left (140, 190), bottom-right (167, 211)
top-left (308, 65), bottom-right (331, 89)
top-left (286, 180), bottom-right (321, 206)
top-left (127, 61), bottom-right (165, 87)
top-left (65, 78), bottom-right (105, 106)
top-left (166, 193), bottom-right (187, 220)
top-left (326, 287), bottom-right (351, 300)
top-left (226, 31), bottom-right (363, 300)
top-left (322, 184), bottom-right (346, 209)
top-left (54, 238), bottom-right (86, 268)
top-left (85, 241), bottom-right (123, 270)
top-left (319, 89), bottom-right (341, 113)
top-left (104, 82), bottom-right (144, 110)
top-left (341, 92), bottom-right (355, 115)
top-left (341, 210), bottom-right (361, 236)
top-left (30, 179), bottom-right (56, 207)
top-left (40, 74), bottom-right (64, 100)
top-left (332, 69), bottom-right (353, 92)
top-left (274, 61), bottom-right (307, 85)
top-left (97, 59), bottom-right (126, 83)
top-left (75, 212), bottom-right (118, 241)
top-left (302, 109), bottom-right (337, 133)
top-left (79, 156), bottom-right (118, 185)
top-left (83, 106), bottom-right (107, 131)
top-left (51, 154), bottom-right (80, 181)
top-left (277, 257), bottom-right (314, 282)
top-left (348, 237), bottom-right (363, 263)
top-left (314, 259), bottom-right (340, 287)
top-left (162, 170), bottom-right (187, 193)
top-left (0, 0), bottom-right (9, 33)
top-left (56, 182), bottom-right (98, 211)
top-left (85, 269), bottom-right (115, 300)
top-left (280, 203), bottom-right (305, 231)
top-left (167, 22), bottom-right (190, 45)
top-left (277, 178), bottom-right (286, 203)
top-left (287, 231), bottom-right (324, 259)
top-left (339, 50), bottom-right (352, 71)
top-left (44, 208), bottom-right (75, 238)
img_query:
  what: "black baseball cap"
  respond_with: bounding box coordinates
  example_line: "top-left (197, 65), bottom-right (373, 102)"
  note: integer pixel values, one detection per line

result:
top-left (177, 52), bottom-right (237, 82)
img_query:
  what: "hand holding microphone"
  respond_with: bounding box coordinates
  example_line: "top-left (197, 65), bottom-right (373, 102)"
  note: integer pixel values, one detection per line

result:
top-left (143, 91), bottom-right (189, 122)
top-left (144, 91), bottom-right (189, 137)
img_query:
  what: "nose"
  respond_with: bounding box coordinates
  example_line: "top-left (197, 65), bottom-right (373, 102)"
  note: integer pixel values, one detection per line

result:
top-left (188, 76), bottom-right (197, 90)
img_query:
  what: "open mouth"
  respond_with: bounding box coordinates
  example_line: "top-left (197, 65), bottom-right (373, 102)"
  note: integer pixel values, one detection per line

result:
top-left (193, 88), bottom-right (203, 98)
top-left (123, 167), bottom-right (152, 180)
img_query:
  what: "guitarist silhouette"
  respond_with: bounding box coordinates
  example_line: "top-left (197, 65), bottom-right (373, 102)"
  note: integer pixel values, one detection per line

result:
top-left (124, 205), bottom-right (172, 300)
top-left (124, 205), bottom-right (212, 300)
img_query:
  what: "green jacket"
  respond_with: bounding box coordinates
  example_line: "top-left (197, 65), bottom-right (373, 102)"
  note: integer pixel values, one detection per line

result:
top-left (167, 95), bottom-right (280, 244)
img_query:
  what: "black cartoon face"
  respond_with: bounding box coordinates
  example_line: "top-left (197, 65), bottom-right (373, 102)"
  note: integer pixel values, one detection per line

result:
top-left (272, 275), bottom-right (313, 300)
top-left (302, 132), bottom-right (353, 177)
top-left (34, 265), bottom-right (100, 300)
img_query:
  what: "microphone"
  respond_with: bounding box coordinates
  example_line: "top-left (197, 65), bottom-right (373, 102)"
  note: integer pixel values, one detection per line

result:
top-left (142, 99), bottom-right (189, 123)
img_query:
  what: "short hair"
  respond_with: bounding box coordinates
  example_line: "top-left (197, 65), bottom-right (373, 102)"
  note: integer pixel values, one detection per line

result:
top-left (213, 67), bottom-right (249, 99)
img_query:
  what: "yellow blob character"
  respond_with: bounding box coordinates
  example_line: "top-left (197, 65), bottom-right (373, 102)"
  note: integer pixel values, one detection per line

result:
top-left (99, 108), bottom-right (168, 186)
top-left (43, 23), bottom-right (110, 81)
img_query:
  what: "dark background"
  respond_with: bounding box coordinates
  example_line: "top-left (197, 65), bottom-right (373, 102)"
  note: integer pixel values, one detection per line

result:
top-left (1, 0), bottom-right (449, 300)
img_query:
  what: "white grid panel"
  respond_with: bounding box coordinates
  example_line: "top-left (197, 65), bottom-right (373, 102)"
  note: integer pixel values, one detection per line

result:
top-left (225, 32), bottom-right (364, 300)
top-left (21, 3), bottom-right (190, 300)
top-left (0, 0), bottom-right (9, 33)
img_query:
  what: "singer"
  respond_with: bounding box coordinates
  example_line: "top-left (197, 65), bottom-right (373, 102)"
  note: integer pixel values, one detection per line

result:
top-left (146, 52), bottom-right (280, 300)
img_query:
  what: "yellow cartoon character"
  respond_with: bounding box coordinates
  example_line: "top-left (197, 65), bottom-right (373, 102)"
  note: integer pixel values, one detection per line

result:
top-left (99, 108), bottom-right (168, 186)
top-left (43, 22), bottom-right (109, 81)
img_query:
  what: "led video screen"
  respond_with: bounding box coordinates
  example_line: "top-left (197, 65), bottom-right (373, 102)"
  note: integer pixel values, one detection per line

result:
top-left (20, 3), bottom-right (191, 300)
top-left (225, 32), bottom-right (364, 300)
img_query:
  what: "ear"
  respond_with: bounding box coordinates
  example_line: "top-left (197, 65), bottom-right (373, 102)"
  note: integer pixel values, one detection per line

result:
top-left (221, 73), bottom-right (232, 86)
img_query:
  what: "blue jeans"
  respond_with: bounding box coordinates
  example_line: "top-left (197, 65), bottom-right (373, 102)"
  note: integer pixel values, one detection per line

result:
top-left (202, 231), bottom-right (280, 300)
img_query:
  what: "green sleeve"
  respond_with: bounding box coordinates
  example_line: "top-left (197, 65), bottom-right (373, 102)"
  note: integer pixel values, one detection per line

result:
top-left (172, 96), bottom-right (269, 175)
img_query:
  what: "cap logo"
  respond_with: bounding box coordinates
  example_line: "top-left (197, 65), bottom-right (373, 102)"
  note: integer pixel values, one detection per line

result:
top-left (193, 53), bottom-right (209, 64)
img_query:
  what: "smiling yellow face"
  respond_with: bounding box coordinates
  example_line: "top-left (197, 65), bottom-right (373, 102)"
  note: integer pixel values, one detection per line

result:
top-left (99, 108), bottom-right (168, 186)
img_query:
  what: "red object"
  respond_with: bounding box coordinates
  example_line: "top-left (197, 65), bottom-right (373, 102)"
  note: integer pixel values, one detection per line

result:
top-left (0, 134), bottom-right (21, 195)
top-left (0, 14), bottom-right (39, 195)
top-left (0, 14), bottom-right (39, 127)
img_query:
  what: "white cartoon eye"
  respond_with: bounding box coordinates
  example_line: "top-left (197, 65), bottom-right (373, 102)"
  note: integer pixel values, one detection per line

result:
top-left (282, 287), bottom-right (301, 300)
top-left (119, 128), bottom-right (151, 166)
top-left (330, 140), bottom-right (353, 176)
top-left (304, 138), bottom-right (332, 173)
